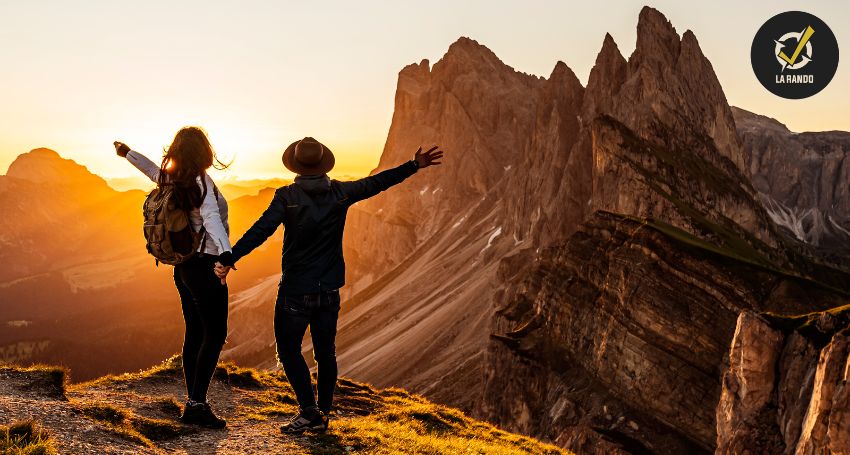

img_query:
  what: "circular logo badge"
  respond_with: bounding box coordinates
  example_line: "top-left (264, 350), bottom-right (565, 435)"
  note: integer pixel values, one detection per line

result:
top-left (751, 11), bottom-right (839, 99)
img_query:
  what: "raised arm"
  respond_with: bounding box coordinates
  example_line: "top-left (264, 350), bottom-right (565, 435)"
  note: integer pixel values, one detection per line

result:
top-left (338, 146), bottom-right (444, 204)
top-left (114, 141), bottom-right (161, 183)
top-left (216, 188), bottom-right (287, 268)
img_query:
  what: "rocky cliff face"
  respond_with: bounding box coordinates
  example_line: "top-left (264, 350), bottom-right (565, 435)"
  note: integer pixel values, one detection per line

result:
top-left (209, 6), bottom-right (850, 455)
top-left (479, 7), bottom-right (850, 455)
top-left (342, 37), bottom-right (551, 290)
top-left (585, 8), bottom-right (783, 256)
top-left (481, 210), bottom-right (845, 454)
top-left (717, 309), bottom-right (850, 454)
top-left (733, 106), bottom-right (850, 257)
top-left (325, 35), bottom-right (596, 411)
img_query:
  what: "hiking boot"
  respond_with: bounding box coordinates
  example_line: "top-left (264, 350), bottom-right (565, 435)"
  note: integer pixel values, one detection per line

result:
top-left (180, 401), bottom-right (227, 429)
top-left (280, 408), bottom-right (328, 434)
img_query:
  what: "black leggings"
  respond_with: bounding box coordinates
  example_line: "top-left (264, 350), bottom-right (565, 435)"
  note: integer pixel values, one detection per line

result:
top-left (275, 290), bottom-right (340, 413)
top-left (174, 255), bottom-right (228, 403)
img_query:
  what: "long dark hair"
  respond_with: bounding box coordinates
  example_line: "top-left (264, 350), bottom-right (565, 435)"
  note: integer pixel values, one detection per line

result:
top-left (159, 126), bottom-right (229, 208)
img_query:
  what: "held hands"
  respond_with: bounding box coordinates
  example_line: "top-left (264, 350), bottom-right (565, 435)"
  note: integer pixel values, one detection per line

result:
top-left (414, 146), bottom-right (444, 168)
top-left (113, 141), bottom-right (131, 158)
top-left (214, 262), bottom-right (231, 285)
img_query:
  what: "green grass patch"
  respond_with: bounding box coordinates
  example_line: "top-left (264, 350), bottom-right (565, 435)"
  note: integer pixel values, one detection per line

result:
top-left (0, 420), bottom-right (57, 455)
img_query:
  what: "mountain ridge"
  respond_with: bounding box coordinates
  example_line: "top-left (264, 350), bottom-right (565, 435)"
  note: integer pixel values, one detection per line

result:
top-left (327, 5), bottom-right (850, 454)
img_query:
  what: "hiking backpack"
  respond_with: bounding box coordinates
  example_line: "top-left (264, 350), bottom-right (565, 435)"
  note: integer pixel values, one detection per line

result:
top-left (142, 175), bottom-right (217, 265)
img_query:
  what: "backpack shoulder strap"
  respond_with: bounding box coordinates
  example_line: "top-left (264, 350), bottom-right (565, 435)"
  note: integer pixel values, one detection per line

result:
top-left (200, 172), bottom-right (221, 201)
top-left (200, 173), bottom-right (209, 201)
top-left (197, 174), bottom-right (209, 255)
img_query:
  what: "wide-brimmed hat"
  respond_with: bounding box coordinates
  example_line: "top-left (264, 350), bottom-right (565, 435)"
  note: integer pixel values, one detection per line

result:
top-left (282, 137), bottom-right (335, 175)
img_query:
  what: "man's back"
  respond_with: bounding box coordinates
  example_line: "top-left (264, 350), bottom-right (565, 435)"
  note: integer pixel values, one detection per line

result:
top-left (277, 176), bottom-right (349, 294)
top-left (228, 160), bottom-right (421, 295)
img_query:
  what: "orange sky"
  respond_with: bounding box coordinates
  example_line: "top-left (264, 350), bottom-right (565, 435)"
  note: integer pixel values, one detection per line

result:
top-left (1, 1), bottom-right (848, 184)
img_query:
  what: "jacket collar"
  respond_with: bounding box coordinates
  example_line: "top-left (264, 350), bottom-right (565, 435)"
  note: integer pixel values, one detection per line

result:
top-left (294, 174), bottom-right (331, 195)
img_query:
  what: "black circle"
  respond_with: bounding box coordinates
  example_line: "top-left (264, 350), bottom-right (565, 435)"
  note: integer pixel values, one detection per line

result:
top-left (751, 11), bottom-right (839, 99)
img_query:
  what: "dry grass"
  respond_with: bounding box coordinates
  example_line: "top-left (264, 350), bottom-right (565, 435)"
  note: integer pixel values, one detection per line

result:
top-left (57, 356), bottom-right (568, 454)
top-left (76, 401), bottom-right (191, 447)
top-left (310, 394), bottom-right (565, 455)
top-left (0, 364), bottom-right (67, 399)
top-left (0, 420), bottom-right (57, 455)
top-left (72, 355), bottom-right (183, 390)
top-left (763, 303), bottom-right (850, 346)
top-left (213, 362), bottom-right (267, 389)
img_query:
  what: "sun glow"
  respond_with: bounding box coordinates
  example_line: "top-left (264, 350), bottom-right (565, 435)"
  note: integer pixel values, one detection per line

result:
top-left (2, 0), bottom-right (848, 187)
top-left (85, 111), bottom-right (381, 187)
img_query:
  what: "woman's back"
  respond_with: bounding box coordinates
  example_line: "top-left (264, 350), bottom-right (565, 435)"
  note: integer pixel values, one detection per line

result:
top-left (126, 150), bottom-right (231, 255)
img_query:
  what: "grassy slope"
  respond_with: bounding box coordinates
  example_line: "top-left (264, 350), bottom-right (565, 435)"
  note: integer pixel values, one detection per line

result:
top-left (0, 357), bottom-right (567, 454)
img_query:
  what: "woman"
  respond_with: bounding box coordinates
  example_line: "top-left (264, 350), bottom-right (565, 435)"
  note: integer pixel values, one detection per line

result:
top-left (113, 127), bottom-right (231, 429)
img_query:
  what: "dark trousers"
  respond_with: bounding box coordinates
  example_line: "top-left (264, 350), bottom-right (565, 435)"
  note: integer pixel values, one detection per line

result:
top-left (275, 290), bottom-right (340, 413)
top-left (174, 255), bottom-right (228, 403)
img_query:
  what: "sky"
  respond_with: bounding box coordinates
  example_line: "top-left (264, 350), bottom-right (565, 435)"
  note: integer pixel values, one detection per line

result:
top-left (0, 0), bottom-right (848, 182)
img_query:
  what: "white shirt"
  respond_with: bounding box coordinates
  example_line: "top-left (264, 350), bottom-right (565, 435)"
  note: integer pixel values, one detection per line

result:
top-left (126, 150), bottom-right (232, 256)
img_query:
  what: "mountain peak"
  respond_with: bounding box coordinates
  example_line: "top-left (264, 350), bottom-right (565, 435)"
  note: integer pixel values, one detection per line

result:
top-left (6, 148), bottom-right (110, 189)
top-left (28, 147), bottom-right (61, 158)
top-left (444, 36), bottom-right (497, 63)
top-left (637, 6), bottom-right (677, 39)
top-left (436, 36), bottom-right (517, 77)
top-left (633, 6), bottom-right (680, 66)
top-left (398, 58), bottom-right (431, 81)
top-left (583, 32), bottom-right (628, 117)
top-left (447, 36), bottom-right (490, 54)
top-left (596, 33), bottom-right (626, 69)
top-left (548, 60), bottom-right (580, 86)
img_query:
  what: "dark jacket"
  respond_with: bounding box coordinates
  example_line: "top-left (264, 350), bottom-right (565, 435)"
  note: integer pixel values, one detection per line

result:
top-left (223, 160), bottom-right (419, 295)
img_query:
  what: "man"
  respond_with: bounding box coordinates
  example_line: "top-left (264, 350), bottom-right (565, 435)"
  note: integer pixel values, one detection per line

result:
top-left (215, 137), bottom-right (443, 434)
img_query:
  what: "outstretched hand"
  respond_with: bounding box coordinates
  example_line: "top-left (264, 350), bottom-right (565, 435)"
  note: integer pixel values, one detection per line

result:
top-left (113, 141), bottom-right (130, 158)
top-left (414, 146), bottom-right (444, 168)
top-left (214, 262), bottom-right (231, 285)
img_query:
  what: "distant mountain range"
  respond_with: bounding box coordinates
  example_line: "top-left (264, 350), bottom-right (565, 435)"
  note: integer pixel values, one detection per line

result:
top-left (0, 149), bottom-right (287, 380)
top-left (4, 6), bottom-right (850, 454)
